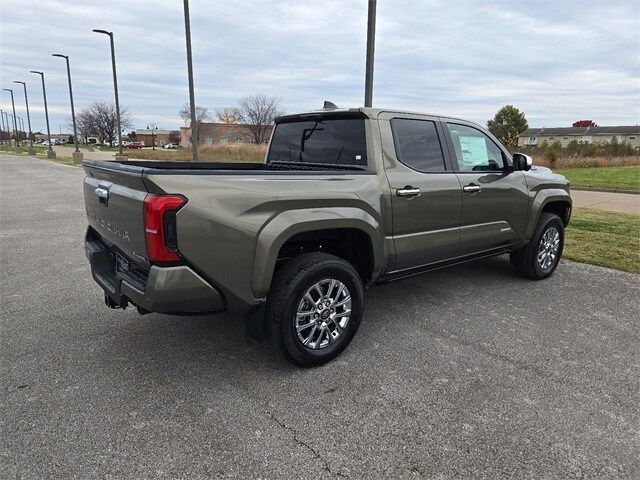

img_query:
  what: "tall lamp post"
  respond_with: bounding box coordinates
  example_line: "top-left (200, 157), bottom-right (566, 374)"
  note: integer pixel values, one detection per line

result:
top-left (183, 0), bottom-right (199, 161)
top-left (8, 113), bottom-right (16, 145)
top-left (364, 0), bottom-right (377, 108)
top-left (147, 123), bottom-right (157, 150)
top-left (14, 81), bottom-right (35, 154)
top-left (30, 71), bottom-right (56, 159)
top-left (3, 88), bottom-right (20, 151)
top-left (52, 54), bottom-right (83, 163)
top-left (93, 29), bottom-right (126, 161)
top-left (0, 109), bottom-right (6, 145)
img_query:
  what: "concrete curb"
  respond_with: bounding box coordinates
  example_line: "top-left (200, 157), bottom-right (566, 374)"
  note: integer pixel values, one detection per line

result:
top-left (572, 187), bottom-right (639, 195)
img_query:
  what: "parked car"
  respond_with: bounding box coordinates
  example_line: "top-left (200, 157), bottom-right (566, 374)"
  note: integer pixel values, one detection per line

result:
top-left (121, 141), bottom-right (131, 147)
top-left (163, 143), bottom-right (178, 149)
top-left (127, 141), bottom-right (144, 149)
top-left (82, 106), bottom-right (572, 367)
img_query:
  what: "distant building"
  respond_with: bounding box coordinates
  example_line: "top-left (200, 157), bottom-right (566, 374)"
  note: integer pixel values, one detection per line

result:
top-left (135, 129), bottom-right (173, 147)
top-left (179, 123), bottom-right (273, 147)
top-left (518, 126), bottom-right (640, 148)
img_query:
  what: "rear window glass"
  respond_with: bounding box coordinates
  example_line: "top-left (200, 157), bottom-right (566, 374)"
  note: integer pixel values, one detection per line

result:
top-left (267, 117), bottom-right (367, 166)
top-left (391, 119), bottom-right (446, 172)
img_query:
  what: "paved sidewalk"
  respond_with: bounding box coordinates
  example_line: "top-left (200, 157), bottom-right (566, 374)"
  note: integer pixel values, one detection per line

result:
top-left (572, 189), bottom-right (639, 215)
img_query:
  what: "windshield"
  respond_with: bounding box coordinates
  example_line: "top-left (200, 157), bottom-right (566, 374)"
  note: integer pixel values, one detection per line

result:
top-left (267, 117), bottom-right (367, 166)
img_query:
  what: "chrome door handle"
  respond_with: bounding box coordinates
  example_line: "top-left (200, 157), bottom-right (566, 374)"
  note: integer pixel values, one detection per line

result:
top-left (463, 184), bottom-right (481, 194)
top-left (396, 187), bottom-right (421, 197)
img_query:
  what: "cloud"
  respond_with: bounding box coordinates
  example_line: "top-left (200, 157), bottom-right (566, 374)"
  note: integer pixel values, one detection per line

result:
top-left (0, 0), bottom-right (638, 134)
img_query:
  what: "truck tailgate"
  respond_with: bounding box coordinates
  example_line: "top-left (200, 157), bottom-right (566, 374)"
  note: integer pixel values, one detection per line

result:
top-left (83, 163), bottom-right (150, 266)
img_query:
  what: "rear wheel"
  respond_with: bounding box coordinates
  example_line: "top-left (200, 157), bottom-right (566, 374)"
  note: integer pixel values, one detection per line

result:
top-left (511, 212), bottom-right (564, 280)
top-left (266, 253), bottom-right (364, 367)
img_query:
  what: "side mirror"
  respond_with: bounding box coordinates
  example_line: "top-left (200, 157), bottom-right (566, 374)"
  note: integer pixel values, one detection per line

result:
top-left (513, 153), bottom-right (533, 171)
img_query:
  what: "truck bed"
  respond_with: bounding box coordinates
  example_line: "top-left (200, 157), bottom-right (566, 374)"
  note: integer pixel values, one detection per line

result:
top-left (83, 159), bottom-right (370, 176)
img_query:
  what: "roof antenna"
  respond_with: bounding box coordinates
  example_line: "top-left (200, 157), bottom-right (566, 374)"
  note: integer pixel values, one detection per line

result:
top-left (323, 101), bottom-right (338, 110)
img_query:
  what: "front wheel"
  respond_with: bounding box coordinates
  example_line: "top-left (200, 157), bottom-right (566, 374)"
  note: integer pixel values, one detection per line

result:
top-left (511, 212), bottom-right (565, 280)
top-left (266, 253), bottom-right (364, 367)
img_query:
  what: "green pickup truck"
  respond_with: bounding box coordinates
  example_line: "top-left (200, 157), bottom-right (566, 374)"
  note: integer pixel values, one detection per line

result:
top-left (83, 107), bottom-right (571, 366)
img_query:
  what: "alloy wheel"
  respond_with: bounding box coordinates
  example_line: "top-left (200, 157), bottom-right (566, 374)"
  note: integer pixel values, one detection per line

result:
top-left (295, 278), bottom-right (352, 350)
top-left (537, 226), bottom-right (560, 271)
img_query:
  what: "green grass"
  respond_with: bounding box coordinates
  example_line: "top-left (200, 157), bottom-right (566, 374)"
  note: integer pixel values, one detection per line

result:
top-left (557, 165), bottom-right (640, 191)
top-left (564, 207), bottom-right (640, 273)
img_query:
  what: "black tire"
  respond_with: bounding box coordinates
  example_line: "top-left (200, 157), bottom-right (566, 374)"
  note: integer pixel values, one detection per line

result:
top-left (266, 252), bottom-right (364, 367)
top-left (510, 212), bottom-right (564, 280)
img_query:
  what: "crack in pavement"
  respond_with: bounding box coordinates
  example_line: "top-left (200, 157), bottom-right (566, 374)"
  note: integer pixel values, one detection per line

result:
top-left (265, 408), bottom-right (350, 479)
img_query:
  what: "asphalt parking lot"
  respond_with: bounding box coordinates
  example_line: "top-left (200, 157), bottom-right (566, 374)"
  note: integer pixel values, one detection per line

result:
top-left (1, 155), bottom-right (639, 479)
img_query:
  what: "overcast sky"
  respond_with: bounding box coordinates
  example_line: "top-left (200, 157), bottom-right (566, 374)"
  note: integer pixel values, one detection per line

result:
top-left (1, 0), bottom-right (638, 133)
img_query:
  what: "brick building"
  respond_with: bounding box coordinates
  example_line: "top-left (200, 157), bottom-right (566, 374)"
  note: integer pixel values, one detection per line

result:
top-left (135, 129), bottom-right (174, 147)
top-left (179, 123), bottom-right (273, 147)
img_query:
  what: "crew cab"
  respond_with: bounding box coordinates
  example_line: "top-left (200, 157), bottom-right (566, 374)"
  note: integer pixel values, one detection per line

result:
top-left (82, 106), bottom-right (571, 366)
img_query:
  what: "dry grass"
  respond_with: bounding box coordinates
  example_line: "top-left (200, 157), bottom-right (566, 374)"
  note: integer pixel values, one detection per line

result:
top-left (132, 144), bottom-right (267, 163)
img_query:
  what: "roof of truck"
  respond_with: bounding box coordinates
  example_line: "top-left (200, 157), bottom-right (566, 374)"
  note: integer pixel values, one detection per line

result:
top-left (276, 107), bottom-right (470, 124)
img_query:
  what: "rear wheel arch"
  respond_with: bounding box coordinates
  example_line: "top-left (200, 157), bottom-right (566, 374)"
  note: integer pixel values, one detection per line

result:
top-left (274, 228), bottom-right (375, 283)
top-left (252, 208), bottom-right (383, 299)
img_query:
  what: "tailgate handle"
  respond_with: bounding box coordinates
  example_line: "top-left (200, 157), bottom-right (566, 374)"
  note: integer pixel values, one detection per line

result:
top-left (95, 187), bottom-right (109, 205)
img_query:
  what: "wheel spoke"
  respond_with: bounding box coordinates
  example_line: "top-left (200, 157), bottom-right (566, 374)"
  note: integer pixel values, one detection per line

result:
top-left (327, 279), bottom-right (337, 299)
top-left (296, 319), bottom-right (314, 332)
top-left (303, 325), bottom-right (318, 346)
top-left (335, 296), bottom-right (351, 308)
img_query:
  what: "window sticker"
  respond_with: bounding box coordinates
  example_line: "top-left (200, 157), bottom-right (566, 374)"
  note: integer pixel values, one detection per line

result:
top-left (458, 136), bottom-right (487, 165)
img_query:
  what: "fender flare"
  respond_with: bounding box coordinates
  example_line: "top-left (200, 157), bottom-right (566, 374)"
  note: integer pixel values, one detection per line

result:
top-left (252, 207), bottom-right (384, 299)
top-left (526, 189), bottom-right (572, 239)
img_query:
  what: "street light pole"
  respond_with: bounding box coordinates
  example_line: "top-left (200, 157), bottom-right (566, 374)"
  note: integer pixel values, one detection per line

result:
top-left (14, 81), bottom-right (35, 154)
top-left (0, 109), bottom-right (6, 145)
top-left (3, 88), bottom-right (20, 151)
top-left (52, 54), bottom-right (82, 161)
top-left (147, 123), bottom-right (157, 150)
top-left (183, 0), bottom-right (199, 162)
top-left (364, 0), bottom-right (377, 108)
top-left (18, 117), bottom-right (26, 144)
top-left (30, 71), bottom-right (56, 159)
top-left (8, 114), bottom-right (16, 145)
top-left (93, 29), bottom-right (125, 160)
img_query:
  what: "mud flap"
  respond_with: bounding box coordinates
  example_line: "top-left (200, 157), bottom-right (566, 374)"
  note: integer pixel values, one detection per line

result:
top-left (244, 300), bottom-right (266, 341)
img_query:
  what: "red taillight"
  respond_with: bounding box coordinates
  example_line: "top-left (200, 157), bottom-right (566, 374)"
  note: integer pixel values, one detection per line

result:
top-left (144, 194), bottom-right (186, 263)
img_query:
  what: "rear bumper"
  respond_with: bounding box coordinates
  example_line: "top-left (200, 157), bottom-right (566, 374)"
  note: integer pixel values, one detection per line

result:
top-left (85, 229), bottom-right (225, 314)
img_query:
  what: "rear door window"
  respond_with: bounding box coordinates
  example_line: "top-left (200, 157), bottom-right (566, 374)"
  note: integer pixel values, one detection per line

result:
top-left (267, 117), bottom-right (367, 166)
top-left (390, 119), bottom-right (446, 172)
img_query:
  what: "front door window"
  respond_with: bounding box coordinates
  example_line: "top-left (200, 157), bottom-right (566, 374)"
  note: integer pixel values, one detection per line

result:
top-left (446, 123), bottom-right (505, 172)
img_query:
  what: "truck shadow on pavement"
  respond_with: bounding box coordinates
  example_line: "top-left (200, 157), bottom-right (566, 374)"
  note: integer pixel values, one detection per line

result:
top-left (94, 255), bottom-right (521, 379)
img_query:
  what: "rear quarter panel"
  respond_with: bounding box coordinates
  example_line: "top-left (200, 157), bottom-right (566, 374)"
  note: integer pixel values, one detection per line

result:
top-left (147, 172), bottom-right (385, 313)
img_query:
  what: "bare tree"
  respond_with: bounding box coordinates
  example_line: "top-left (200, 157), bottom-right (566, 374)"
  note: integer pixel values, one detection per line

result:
top-left (179, 103), bottom-right (212, 146)
top-left (215, 107), bottom-right (242, 124)
top-left (76, 100), bottom-right (133, 146)
top-left (179, 103), bottom-right (211, 126)
top-left (168, 130), bottom-right (181, 144)
top-left (236, 93), bottom-right (285, 143)
top-left (69, 110), bottom-right (93, 144)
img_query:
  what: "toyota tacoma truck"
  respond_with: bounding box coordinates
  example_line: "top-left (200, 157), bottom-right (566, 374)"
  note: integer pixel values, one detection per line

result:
top-left (83, 106), bottom-right (571, 367)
